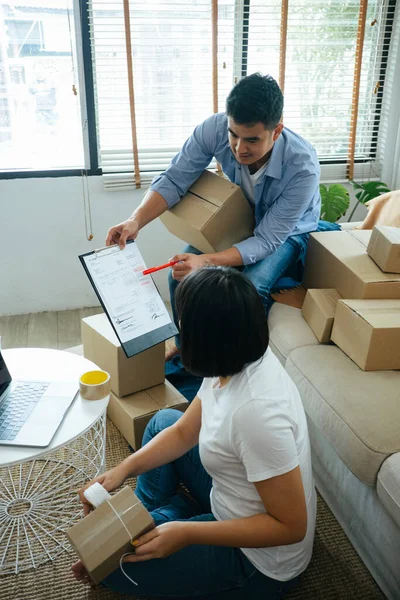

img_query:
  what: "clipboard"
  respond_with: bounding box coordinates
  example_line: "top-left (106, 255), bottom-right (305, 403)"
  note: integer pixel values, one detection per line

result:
top-left (79, 240), bottom-right (178, 358)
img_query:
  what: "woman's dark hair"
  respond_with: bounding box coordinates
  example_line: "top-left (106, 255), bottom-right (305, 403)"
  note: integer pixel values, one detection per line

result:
top-left (226, 72), bottom-right (283, 130)
top-left (175, 267), bottom-right (269, 378)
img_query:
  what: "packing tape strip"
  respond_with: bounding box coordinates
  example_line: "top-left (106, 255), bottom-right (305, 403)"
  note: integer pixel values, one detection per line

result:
top-left (83, 482), bottom-right (112, 508)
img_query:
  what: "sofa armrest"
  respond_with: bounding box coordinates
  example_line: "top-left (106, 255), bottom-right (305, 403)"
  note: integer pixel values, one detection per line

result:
top-left (377, 453), bottom-right (400, 528)
top-left (340, 221), bottom-right (363, 230)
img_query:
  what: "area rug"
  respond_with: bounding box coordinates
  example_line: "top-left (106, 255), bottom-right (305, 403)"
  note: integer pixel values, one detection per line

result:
top-left (0, 419), bottom-right (385, 600)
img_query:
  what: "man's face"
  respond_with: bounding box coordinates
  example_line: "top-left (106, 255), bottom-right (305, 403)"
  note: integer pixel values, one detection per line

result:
top-left (227, 118), bottom-right (283, 167)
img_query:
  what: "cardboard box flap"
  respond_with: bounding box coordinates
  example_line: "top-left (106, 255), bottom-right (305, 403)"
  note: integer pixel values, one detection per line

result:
top-left (341, 299), bottom-right (400, 328)
top-left (117, 390), bottom-right (160, 418)
top-left (347, 229), bottom-right (372, 247)
top-left (312, 232), bottom-right (400, 283)
top-left (147, 379), bottom-right (186, 408)
top-left (311, 289), bottom-right (340, 318)
top-left (374, 225), bottom-right (400, 243)
top-left (169, 192), bottom-right (217, 228)
top-left (189, 170), bottom-right (238, 207)
top-left (82, 314), bottom-right (119, 347)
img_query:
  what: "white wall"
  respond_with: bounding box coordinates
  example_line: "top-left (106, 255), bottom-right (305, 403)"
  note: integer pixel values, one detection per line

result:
top-left (0, 175), bottom-right (366, 316)
top-left (0, 176), bottom-right (183, 315)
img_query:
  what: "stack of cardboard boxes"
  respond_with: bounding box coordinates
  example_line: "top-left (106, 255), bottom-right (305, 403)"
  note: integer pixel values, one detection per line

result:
top-left (81, 313), bottom-right (189, 449)
top-left (302, 226), bottom-right (400, 371)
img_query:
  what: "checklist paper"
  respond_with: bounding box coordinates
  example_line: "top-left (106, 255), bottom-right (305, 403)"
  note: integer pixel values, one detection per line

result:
top-left (79, 241), bottom-right (178, 357)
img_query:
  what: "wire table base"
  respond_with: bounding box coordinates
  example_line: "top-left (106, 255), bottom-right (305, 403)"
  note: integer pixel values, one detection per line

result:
top-left (0, 412), bottom-right (106, 575)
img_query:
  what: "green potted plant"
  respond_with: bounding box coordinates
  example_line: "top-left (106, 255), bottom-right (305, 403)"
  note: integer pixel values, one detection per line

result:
top-left (319, 184), bottom-right (350, 222)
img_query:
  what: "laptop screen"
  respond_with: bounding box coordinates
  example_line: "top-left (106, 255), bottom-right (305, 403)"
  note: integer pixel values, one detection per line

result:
top-left (0, 351), bottom-right (12, 398)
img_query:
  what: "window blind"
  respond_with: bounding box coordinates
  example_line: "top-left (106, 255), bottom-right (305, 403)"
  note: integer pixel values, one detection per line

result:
top-left (89, 0), bottom-right (236, 189)
top-left (89, 0), bottom-right (397, 189)
top-left (247, 0), bottom-right (396, 179)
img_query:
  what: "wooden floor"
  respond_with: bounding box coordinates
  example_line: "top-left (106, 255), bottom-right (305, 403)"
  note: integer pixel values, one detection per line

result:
top-left (0, 307), bottom-right (103, 351)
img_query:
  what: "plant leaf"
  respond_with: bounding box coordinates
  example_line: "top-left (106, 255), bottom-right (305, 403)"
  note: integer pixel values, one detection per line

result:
top-left (319, 184), bottom-right (350, 222)
top-left (350, 180), bottom-right (390, 204)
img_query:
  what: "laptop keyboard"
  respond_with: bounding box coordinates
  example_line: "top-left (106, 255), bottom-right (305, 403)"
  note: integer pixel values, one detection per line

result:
top-left (0, 382), bottom-right (50, 441)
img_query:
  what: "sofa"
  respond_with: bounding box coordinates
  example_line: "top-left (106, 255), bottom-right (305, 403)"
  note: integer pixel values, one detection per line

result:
top-left (268, 300), bottom-right (400, 600)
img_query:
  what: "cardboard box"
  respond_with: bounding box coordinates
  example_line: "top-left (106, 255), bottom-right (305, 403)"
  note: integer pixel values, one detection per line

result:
top-left (303, 230), bottom-right (400, 299)
top-left (160, 170), bottom-right (254, 254)
top-left (331, 299), bottom-right (400, 371)
top-left (301, 289), bottom-right (341, 343)
top-left (67, 486), bottom-right (154, 584)
top-left (367, 225), bottom-right (400, 273)
top-left (107, 379), bottom-right (189, 449)
top-left (82, 314), bottom-right (165, 397)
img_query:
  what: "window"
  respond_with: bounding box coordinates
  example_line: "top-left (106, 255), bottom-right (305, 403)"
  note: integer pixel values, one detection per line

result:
top-left (246, 0), bottom-right (393, 165)
top-left (89, 0), bottom-right (237, 188)
top-left (89, 0), bottom-right (397, 189)
top-left (0, 1), bottom-right (85, 172)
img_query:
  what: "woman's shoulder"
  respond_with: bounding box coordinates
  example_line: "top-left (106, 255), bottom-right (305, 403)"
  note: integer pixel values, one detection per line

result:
top-left (235, 349), bottom-right (300, 410)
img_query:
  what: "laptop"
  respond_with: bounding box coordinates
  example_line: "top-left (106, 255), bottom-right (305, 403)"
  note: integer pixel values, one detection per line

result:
top-left (0, 350), bottom-right (78, 447)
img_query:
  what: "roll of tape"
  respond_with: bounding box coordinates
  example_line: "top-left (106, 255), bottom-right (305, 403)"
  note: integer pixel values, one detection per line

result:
top-left (79, 370), bottom-right (111, 401)
top-left (83, 482), bottom-right (112, 508)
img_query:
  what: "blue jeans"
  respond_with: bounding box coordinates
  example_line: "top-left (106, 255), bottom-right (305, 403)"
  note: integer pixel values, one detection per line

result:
top-left (169, 234), bottom-right (308, 347)
top-left (103, 409), bottom-right (299, 599)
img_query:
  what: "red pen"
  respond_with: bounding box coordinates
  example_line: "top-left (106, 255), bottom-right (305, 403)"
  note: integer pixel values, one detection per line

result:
top-left (142, 260), bottom-right (178, 276)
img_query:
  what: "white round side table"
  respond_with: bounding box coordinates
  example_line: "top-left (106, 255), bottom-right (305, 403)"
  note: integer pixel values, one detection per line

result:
top-left (0, 348), bottom-right (109, 575)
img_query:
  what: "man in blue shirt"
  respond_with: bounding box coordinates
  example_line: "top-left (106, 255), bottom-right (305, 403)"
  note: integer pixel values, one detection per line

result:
top-left (107, 73), bottom-right (322, 358)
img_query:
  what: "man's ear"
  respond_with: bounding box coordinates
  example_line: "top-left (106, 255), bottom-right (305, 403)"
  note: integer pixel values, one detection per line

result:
top-left (273, 123), bottom-right (284, 141)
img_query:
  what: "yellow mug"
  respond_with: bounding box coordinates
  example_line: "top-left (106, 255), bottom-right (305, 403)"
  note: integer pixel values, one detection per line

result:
top-left (79, 370), bottom-right (111, 401)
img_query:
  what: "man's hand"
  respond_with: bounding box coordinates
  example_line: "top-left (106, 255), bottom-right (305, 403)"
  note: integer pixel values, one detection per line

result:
top-left (106, 218), bottom-right (139, 249)
top-left (77, 464), bottom-right (129, 515)
top-left (170, 253), bottom-right (211, 281)
top-left (124, 522), bottom-right (189, 563)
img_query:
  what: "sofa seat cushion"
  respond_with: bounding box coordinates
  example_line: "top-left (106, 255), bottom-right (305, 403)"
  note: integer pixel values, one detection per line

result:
top-left (268, 304), bottom-right (318, 365)
top-left (377, 454), bottom-right (400, 528)
top-left (286, 345), bottom-right (400, 485)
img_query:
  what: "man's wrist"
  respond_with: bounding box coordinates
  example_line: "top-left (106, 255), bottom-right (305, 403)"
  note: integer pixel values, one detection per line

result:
top-left (204, 254), bottom-right (218, 267)
top-left (206, 247), bottom-right (243, 268)
top-left (128, 214), bottom-right (141, 230)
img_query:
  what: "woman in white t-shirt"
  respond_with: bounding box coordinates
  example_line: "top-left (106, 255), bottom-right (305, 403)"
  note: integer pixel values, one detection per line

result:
top-left (72, 267), bottom-right (316, 599)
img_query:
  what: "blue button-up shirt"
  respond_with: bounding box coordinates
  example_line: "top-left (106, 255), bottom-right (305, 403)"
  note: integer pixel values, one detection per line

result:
top-left (151, 113), bottom-right (321, 265)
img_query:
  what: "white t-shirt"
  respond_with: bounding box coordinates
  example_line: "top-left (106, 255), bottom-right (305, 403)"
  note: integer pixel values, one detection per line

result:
top-left (198, 348), bottom-right (316, 582)
top-left (240, 160), bottom-right (269, 205)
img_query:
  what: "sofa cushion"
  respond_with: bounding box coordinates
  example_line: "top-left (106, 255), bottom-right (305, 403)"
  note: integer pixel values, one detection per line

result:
top-left (286, 345), bottom-right (400, 485)
top-left (268, 304), bottom-right (318, 365)
top-left (340, 221), bottom-right (363, 230)
top-left (377, 454), bottom-right (400, 528)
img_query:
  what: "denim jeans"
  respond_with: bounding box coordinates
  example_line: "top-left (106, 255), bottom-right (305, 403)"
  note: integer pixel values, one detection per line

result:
top-left (169, 234), bottom-right (308, 347)
top-left (103, 409), bottom-right (299, 599)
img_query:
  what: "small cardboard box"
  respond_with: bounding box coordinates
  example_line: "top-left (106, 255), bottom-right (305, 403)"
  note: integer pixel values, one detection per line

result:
top-left (160, 170), bottom-right (254, 254)
top-left (367, 225), bottom-right (400, 273)
top-left (107, 380), bottom-right (189, 449)
top-left (82, 314), bottom-right (165, 397)
top-left (66, 486), bottom-right (154, 584)
top-left (301, 289), bottom-right (341, 343)
top-left (331, 299), bottom-right (400, 371)
top-left (303, 230), bottom-right (400, 299)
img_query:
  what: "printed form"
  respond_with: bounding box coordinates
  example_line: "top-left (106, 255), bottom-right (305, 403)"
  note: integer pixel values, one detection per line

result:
top-left (82, 243), bottom-right (172, 343)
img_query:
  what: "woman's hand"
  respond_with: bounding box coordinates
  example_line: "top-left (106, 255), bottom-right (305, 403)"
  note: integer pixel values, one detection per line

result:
top-left (124, 522), bottom-right (190, 563)
top-left (71, 560), bottom-right (95, 586)
top-left (171, 254), bottom-right (211, 281)
top-left (78, 464), bottom-right (129, 515)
